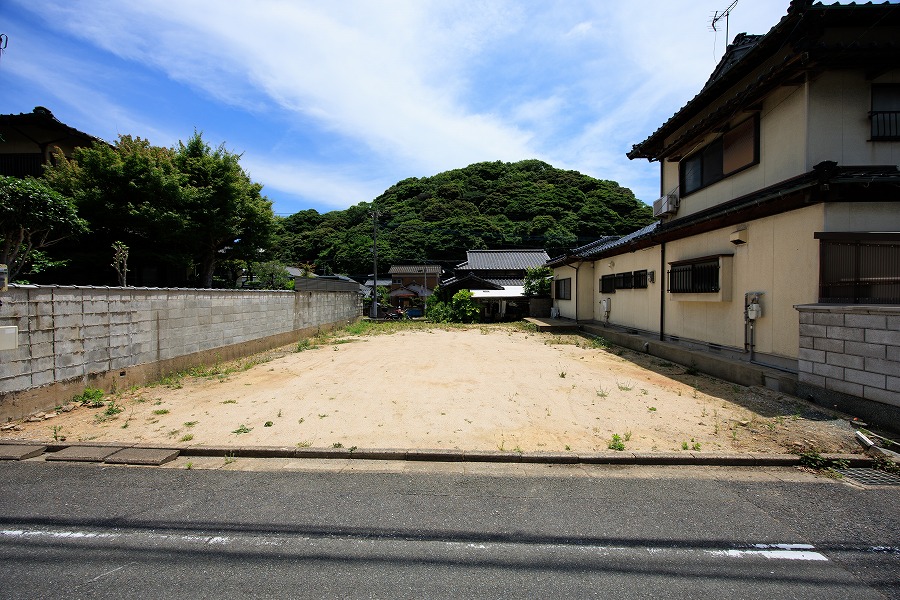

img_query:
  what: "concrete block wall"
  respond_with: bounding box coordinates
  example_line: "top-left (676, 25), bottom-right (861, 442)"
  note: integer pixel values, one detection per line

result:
top-left (0, 286), bottom-right (361, 417)
top-left (796, 304), bottom-right (900, 429)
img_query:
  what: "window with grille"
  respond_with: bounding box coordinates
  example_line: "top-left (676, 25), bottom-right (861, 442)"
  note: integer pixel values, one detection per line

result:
top-left (614, 272), bottom-right (633, 289)
top-left (633, 270), bottom-right (648, 289)
top-left (871, 84), bottom-right (900, 141)
top-left (668, 257), bottom-right (721, 293)
top-left (600, 275), bottom-right (616, 294)
top-left (816, 233), bottom-right (900, 303)
top-left (555, 277), bottom-right (571, 300)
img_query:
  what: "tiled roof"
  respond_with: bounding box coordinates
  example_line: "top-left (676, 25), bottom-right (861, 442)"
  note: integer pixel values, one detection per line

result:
top-left (463, 249), bottom-right (550, 271)
top-left (0, 106), bottom-right (105, 146)
top-left (547, 224), bottom-right (659, 267)
top-left (388, 264), bottom-right (442, 274)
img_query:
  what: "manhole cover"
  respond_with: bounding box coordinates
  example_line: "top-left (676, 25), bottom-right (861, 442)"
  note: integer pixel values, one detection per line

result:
top-left (838, 468), bottom-right (900, 486)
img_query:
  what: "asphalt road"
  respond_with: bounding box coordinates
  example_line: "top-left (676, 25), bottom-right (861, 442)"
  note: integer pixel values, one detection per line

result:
top-left (0, 461), bottom-right (897, 599)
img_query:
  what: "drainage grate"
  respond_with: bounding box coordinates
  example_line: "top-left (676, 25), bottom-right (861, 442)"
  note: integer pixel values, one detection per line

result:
top-left (838, 468), bottom-right (900, 486)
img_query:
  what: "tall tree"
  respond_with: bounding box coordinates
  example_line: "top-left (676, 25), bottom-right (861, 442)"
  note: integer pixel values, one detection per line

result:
top-left (174, 132), bottom-right (275, 288)
top-left (0, 175), bottom-right (87, 280)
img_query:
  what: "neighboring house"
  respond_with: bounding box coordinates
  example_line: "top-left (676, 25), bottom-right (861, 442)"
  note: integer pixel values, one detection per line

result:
top-left (442, 249), bottom-right (550, 319)
top-left (388, 264), bottom-right (442, 309)
top-left (549, 1), bottom-right (900, 425)
top-left (0, 106), bottom-right (103, 177)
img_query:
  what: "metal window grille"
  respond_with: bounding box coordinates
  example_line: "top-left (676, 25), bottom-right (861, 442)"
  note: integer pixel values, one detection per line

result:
top-left (668, 260), bottom-right (720, 293)
top-left (614, 272), bottom-right (633, 289)
top-left (871, 111), bottom-right (900, 140)
top-left (633, 270), bottom-right (648, 289)
top-left (600, 275), bottom-right (616, 294)
top-left (819, 239), bottom-right (900, 303)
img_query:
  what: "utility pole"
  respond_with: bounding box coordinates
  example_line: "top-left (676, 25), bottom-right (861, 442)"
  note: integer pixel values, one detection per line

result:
top-left (369, 208), bottom-right (381, 319)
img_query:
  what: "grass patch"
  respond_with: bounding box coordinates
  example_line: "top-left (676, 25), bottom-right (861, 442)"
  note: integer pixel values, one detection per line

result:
top-left (152, 409), bottom-right (169, 415)
top-left (232, 424), bottom-right (252, 435)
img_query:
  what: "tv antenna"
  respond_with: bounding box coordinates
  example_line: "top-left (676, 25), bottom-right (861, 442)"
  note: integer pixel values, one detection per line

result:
top-left (709, 0), bottom-right (739, 46)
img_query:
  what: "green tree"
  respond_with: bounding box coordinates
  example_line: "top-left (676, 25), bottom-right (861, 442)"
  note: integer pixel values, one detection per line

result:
top-left (0, 175), bottom-right (87, 280)
top-left (450, 289), bottom-right (481, 323)
top-left (248, 260), bottom-right (294, 290)
top-left (174, 132), bottom-right (276, 288)
top-left (523, 266), bottom-right (552, 298)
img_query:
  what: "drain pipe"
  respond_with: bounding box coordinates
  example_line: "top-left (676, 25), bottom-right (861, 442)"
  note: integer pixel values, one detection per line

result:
top-left (659, 242), bottom-right (666, 342)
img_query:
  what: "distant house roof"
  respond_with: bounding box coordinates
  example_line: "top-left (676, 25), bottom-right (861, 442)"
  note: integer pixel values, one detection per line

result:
top-left (0, 106), bottom-right (104, 148)
top-left (388, 265), bottom-right (442, 275)
top-left (456, 249), bottom-right (550, 271)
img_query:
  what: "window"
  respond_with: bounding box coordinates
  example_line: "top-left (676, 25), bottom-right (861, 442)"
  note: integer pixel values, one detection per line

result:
top-left (668, 257), bottom-right (721, 293)
top-left (555, 277), bottom-right (571, 300)
top-left (614, 272), bottom-right (633, 289)
top-left (633, 270), bottom-right (648, 289)
top-left (600, 275), bottom-right (616, 294)
top-left (680, 116), bottom-right (758, 195)
top-left (871, 84), bottom-right (900, 141)
top-left (816, 233), bottom-right (900, 303)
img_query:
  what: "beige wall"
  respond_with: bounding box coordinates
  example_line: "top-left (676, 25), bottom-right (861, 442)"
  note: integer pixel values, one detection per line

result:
top-left (662, 84), bottom-right (809, 220)
top-left (808, 70), bottom-right (900, 168)
top-left (591, 247), bottom-right (661, 326)
top-left (557, 205), bottom-right (828, 360)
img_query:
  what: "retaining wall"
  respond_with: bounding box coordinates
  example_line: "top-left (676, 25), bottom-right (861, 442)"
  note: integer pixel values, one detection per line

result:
top-left (0, 285), bottom-right (361, 419)
top-left (796, 304), bottom-right (900, 430)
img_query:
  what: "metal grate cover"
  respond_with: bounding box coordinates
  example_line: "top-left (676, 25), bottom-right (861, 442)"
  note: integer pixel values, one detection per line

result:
top-left (838, 468), bottom-right (900, 486)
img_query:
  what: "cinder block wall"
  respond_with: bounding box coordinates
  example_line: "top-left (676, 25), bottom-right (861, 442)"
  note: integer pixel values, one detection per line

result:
top-left (796, 304), bottom-right (900, 430)
top-left (0, 286), bottom-right (361, 419)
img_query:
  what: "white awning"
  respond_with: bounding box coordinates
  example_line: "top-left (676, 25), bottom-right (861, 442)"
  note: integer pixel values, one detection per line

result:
top-left (470, 286), bottom-right (524, 299)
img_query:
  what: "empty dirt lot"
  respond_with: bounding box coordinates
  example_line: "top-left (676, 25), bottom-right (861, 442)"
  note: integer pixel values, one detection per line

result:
top-left (3, 323), bottom-right (862, 455)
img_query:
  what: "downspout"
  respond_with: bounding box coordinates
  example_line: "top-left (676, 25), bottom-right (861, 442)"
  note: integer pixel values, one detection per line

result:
top-left (659, 242), bottom-right (666, 342)
top-left (573, 261), bottom-right (580, 323)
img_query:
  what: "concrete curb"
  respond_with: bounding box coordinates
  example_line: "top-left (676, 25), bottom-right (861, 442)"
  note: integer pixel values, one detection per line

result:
top-left (0, 439), bottom-right (874, 467)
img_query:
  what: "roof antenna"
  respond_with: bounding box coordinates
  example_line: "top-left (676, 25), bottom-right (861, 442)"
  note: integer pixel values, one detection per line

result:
top-left (710, 0), bottom-right (739, 48)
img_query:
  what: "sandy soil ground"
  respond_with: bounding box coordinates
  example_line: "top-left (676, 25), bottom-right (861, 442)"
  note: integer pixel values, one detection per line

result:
top-left (2, 323), bottom-right (862, 455)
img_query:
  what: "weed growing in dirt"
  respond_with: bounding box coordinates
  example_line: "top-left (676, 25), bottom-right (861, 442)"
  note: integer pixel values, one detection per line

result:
top-left (681, 441), bottom-right (689, 450)
top-left (685, 362), bottom-right (699, 376)
top-left (616, 380), bottom-right (634, 391)
top-left (221, 400), bottom-right (237, 405)
top-left (332, 442), bottom-right (343, 448)
top-left (559, 371), bottom-right (566, 379)
top-left (185, 462), bottom-right (193, 470)
top-left (608, 434), bottom-right (626, 451)
top-left (232, 424), bottom-right (252, 435)
top-left (152, 409), bottom-right (169, 415)
top-left (264, 421), bottom-right (273, 427)
top-left (692, 441), bottom-right (702, 451)
top-left (224, 453), bottom-right (236, 465)
top-left (648, 406), bottom-right (657, 412)
top-left (297, 440), bottom-right (312, 447)
top-left (596, 387), bottom-right (610, 398)
top-left (74, 388), bottom-right (105, 407)
top-left (184, 421), bottom-right (198, 428)
top-left (180, 434), bottom-right (194, 442)
top-left (624, 431), bottom-right (633, 442)
top-left (50, 425), bottom-right (62, 441)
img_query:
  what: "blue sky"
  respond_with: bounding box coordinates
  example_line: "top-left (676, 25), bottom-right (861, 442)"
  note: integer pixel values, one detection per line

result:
top-left (5, 0), bottom-right (794, 216)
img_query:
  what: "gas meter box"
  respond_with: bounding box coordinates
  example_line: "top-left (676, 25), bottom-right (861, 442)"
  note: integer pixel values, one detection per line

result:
top-left (747, 303), bottom-right (762, 320)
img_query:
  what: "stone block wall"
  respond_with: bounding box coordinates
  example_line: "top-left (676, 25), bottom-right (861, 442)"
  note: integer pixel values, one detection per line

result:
top-left (796, 304), bottom-right (899, 427)
top-left (0, 286), bottom-right (361, 418)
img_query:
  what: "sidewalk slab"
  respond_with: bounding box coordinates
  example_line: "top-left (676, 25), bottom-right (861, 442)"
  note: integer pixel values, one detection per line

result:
top-left (0, 444), bottom-right (46, 461)
top-left (104, 447), bottom-right (179, 466)
top-left (45, 445), bottom-right (124, 462)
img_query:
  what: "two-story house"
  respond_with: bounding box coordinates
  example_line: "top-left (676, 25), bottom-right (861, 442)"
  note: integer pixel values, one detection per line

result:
top-left (387, 264), bottom-right (443, 312)
top-left (549, 0), bottom-right (900, 426)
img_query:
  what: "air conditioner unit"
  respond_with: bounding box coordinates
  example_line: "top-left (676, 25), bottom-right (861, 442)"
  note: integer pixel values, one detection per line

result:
top-left (652, 193), bottom-right (680, 217)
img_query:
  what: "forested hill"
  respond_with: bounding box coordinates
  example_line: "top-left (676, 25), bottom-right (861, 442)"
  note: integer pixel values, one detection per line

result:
top-left (276, 159), bottom-right (654, 276)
